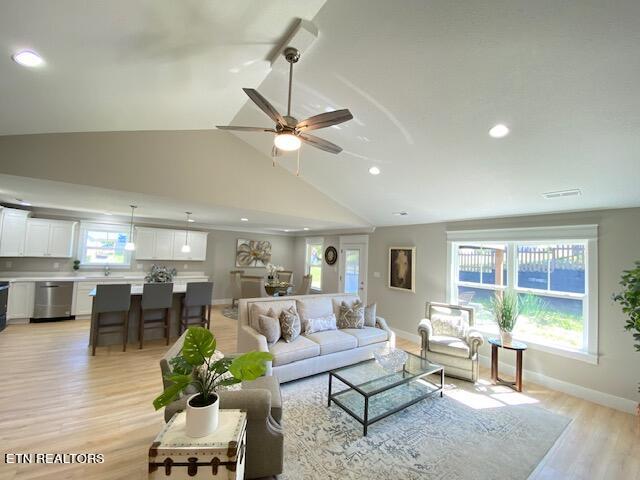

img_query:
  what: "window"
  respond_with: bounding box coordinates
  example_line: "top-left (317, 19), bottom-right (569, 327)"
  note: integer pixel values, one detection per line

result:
top-left (305, 238), bottom-right (323, 291)
top-left (447, 225), bottom-right (598, 363)
top-left (78, 223), bottom-right (132, 267)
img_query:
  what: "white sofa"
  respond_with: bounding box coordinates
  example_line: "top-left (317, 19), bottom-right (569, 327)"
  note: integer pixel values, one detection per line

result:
top-left (237, 293), bottom-right (396, 383)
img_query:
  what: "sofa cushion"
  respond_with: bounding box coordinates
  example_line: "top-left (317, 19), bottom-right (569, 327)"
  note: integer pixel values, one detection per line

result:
top-left (341, 326), bottom-right (389, 347)
top-left (304, 330), bottom-right (358, 355)
top-left (296, 297), bottom-right (334, 332)
top-left (428, 335), bottom-right (470, 358)
top-left (269, 335), bottom-right (320, 367)
top-left (249, 300), bottom-right (296, 330)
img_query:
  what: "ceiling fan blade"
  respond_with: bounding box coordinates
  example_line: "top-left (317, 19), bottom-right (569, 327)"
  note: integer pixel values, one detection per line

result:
top-left (296, 109), bottom-right (353, 132)
top-left (299, 133), bottom-right (343, 154)
top-left (216, 125), bottom-right (276, 132)
top-left (243, 88), bottom-right (286, 126)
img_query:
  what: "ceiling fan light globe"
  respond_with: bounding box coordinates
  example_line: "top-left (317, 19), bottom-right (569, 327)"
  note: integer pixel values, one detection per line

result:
top-left (274, 133), bottom-right (301, 151)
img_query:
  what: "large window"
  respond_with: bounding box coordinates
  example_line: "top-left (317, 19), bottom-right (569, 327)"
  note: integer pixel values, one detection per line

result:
top-left (448, 226), bottom-right (598, 362)
top-left (78, 223), bottom-right (132, 267)
top-left (305, 238), bottom-right (323, 291)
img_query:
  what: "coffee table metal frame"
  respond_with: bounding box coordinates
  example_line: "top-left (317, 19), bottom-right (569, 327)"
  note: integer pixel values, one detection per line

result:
top-left (327, 353), bottom-right (444, 436)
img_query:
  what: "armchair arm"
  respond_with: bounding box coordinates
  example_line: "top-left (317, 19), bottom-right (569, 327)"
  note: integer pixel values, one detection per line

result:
top-left (466, 328), bottom-right (484, 356)
top-left (417, 318), bottom-right (433, 352)
top-left (376, 316), bottom-right (396, 348)
top-left (237, 325), bottom-right (272, 376)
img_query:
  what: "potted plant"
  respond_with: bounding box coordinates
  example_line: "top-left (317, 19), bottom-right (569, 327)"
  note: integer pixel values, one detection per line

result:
top-left (153, 327), bottom-right (273, 437)
top-left (145, 264), bottom-right (177, 283)
top-left (491, 290), bottom-right (520, 345)
top-left (613, 260), bottom-right (640, 393)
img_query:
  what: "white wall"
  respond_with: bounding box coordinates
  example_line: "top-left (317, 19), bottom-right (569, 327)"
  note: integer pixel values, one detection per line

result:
top-left (293, 235), bottom-right (341, 294)
top-left (367, 207), bottom-right (640, 407)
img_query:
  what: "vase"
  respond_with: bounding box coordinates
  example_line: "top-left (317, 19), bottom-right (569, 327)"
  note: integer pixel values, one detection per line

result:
top-left (185, 393), bottom-right (219, 438)
top-left (500, 330), bottom-right (513, 346)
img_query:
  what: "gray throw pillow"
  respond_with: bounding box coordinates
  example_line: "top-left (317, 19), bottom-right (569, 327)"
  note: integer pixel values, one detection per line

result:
top-left (364, 303), bottom-right (377, 327)
top-left (338, 301), bottom-right (365, 329)
top-left (279, 306), bottom-right (301, 342)
top-left (258, 313), bottom-right (281, 344)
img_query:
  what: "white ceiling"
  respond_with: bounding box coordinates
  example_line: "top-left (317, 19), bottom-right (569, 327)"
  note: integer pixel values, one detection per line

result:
top-left (1, 0), bottom-right (640, 227)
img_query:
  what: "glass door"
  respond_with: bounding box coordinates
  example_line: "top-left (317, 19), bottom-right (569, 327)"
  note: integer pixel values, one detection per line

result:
top-left (344, 248), bottom-right (361, 295)
top-left (340, 239), bottom-right (368, 303)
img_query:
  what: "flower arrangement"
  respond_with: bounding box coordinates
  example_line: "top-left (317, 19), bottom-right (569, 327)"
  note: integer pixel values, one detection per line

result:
top-left (265, 263), bottom-right (284, 278)
top-left (145, 264), bottom-right (177, 283)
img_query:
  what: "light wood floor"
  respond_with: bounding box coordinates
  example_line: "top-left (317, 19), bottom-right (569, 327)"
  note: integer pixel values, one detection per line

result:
top-left (0, 307), bottom-right (638, 480)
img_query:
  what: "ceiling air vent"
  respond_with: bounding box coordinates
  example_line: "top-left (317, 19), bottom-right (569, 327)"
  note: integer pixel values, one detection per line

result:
top-left (542, 189), bottom-right (582, 199)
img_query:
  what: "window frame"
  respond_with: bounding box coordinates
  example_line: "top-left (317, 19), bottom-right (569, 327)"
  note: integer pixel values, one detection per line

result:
top-left (77, 222), bottom-right (133, 268)
top-left (304, 237), bottom-right (324, 292)
top-left (446, 225), bottom-right (598, 364)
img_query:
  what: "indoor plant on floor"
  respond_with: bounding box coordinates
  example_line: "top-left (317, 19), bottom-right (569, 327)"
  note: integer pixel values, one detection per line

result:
top-left (153, 327), bottom-right (272, 437)
top-left (491, 290), bottom-right (520, 345)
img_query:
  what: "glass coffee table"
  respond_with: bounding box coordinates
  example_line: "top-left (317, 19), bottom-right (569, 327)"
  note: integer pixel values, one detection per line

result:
top-left (328, 351), bottom-right (444, 435)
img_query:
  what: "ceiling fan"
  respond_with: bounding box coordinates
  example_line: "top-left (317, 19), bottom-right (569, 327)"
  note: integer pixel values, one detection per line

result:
top-left (216, 47), bottom-right (353, 155)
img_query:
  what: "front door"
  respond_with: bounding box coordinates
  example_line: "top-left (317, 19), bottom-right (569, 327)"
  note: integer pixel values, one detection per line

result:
top-left (340, 241), bottom-right (368, 304)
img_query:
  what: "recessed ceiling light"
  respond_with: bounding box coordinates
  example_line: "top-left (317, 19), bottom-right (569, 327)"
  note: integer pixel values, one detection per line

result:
top-left (542, 189), bottom-right (582, 199)
top-left (489, 124), bottom-right (510, 138)
top-left (187, 218), bottom-right (195, 223)
top-left (283, 229), bottom-right (290, 232)
top-left (240, 218), bottom-right (249, 222)
top-left (15, 198), bottom-right (31, 206)
top-left (12, 50), bottom-right (44, 67)
top-left (303, 227), bottom-right (310, 231)
top-left (368, 166), bottom-right (381, 175)
top-left (392, 211), bottom-right (408, 216)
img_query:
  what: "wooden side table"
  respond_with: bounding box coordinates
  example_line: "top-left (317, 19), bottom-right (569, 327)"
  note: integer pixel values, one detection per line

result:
top-left (148, 409), bottom-right (247, 479)
top-left (489, 338), bottom-right (527, 392)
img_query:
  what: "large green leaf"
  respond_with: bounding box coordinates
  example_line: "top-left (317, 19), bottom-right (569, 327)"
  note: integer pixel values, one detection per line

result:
top-left (209, 358), bottom-right (233, 374)
top-left (169, 355), bottom-right (193, 375)
top-left (152, 374), bottom-right (192, 410)
top-left (229, 351), bottom-right (273, 381)
top-left (182, 327), bottom-right (216, 366)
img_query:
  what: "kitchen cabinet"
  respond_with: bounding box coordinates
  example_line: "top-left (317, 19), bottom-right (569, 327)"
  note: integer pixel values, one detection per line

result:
top-left (173, 231), bottom-right (208, 261)
top-left (7, 281), bottom-right (35, 321)
top-left (0, 208), bottom-right (29, 257)
top-left (135, 227), bottom-right (207, 261)
top-left (24, 218), bottom-right (76, 257)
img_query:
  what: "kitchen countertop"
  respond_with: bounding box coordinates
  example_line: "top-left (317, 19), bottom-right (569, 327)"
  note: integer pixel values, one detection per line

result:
top-left (0, 272), bottom-right (209, 283)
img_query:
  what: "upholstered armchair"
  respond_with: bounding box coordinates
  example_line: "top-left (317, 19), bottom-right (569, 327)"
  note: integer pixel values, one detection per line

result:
top-left (295, 274), bottom-right (312, 295)
top-left (278, 270), bottom-right (293, 284)
top-left (229, 270), bottom-right (244, 307)
top-left (241, 275), bottom-right (269, 298)
top-left (418, 302), bottom-right (484, 382)
top-left (160, 332), bottom-right (283, 479)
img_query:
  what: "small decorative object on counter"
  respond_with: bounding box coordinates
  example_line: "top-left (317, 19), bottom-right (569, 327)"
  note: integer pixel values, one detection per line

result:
top-left (374, 347), bottom-right (409, 372)
top-left (148, 409), bottom-right (247, 480)
top-left (146, 264), bottom-right (178, 283)
top-left (153, 327), bottom-right (272, 438)
top-left (72, 259), bottom-right (81, 271)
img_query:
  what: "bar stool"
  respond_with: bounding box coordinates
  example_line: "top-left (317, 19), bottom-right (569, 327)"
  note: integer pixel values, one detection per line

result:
top-left (139, 283), bottom-right (174, 349)
top-left (91, 284), bottom-right (131, 356)
top-left (179, 282), bottom-right (213, 334)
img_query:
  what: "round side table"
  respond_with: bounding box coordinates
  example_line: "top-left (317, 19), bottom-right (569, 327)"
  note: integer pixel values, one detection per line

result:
top-left (488, 338), bottom-right (527, 392)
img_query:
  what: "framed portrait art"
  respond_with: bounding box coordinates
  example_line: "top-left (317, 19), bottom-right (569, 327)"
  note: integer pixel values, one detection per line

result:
top-left (388, 246), bottom-right (416, 292)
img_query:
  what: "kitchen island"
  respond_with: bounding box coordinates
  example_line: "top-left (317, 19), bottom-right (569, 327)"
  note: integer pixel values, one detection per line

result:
top-left (88, 282), bottom-right (210, 348)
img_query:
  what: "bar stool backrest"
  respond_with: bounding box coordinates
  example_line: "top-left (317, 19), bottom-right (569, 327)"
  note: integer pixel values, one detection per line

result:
top-left (94, 284), bottom-right (132, 314)
top-left (184, 282), bottom-right (213, 307)
top-left (142, 283), bottom-right (174, 310)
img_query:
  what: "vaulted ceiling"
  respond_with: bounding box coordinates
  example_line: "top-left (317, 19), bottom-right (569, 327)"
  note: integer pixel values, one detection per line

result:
top-left (1, 0), bottom-right (639, 228)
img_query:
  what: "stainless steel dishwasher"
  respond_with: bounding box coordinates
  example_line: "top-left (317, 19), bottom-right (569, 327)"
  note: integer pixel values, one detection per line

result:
top-left (33, 281), bottom-right (74, 320)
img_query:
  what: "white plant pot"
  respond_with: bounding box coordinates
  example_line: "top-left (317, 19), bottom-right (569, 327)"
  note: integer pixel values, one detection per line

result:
top-left (500, 330), bottom-right (513, 346)
top-left (186, 393), bottom-right (219, 438)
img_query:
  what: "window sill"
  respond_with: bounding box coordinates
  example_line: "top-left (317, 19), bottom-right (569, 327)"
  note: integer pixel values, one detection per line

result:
top-left (475, 328), bottom-right (598, 365)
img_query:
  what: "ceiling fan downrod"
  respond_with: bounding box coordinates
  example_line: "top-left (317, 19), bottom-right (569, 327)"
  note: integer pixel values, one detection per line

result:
top-left (284, 47), bottom-right (300, 119)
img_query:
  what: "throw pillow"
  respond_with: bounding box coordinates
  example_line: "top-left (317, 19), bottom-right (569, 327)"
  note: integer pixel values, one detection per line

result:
top-left (338, 300), bottom-right (365, 329)
top-left (431, 313), bottom-right (467, 338)
top-left (364, 303), bottom-right (377, 327)
top-left (304, 313), bottom-right (338, 335)
top-left (279, 306), bottom-right (301, 343)
top-left (250, 305), bottom-right (275, 331)
top-left (257, 313), bottom-right (281, 344)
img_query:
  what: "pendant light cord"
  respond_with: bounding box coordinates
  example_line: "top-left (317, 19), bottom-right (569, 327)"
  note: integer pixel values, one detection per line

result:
top-left (128, 205), bottom-right (135, 240)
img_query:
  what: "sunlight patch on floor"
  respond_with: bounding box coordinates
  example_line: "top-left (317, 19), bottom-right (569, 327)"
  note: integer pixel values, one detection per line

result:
top-left (445, 380), bottom-right (540, 409)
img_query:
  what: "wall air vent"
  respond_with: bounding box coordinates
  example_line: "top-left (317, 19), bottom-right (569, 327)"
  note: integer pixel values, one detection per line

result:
top-left (542, 189), bottom-right (582, 199)
top-left (392, 211), bottom-right (408, 216)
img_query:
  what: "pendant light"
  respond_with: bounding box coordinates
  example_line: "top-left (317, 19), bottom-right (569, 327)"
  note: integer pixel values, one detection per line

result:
top-left (181, 212), bottom-right (192, 253)
top-left (124, 205), bottom-right (137, 251)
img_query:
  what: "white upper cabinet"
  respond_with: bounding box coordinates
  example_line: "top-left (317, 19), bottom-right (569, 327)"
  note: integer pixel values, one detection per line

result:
top-left (0, 208), bottom-right (29, 257)
top-left (23, 218), bottom-right (76, 257)
top-left (134, 227), bottom-right (207, 261)
top-left (173, 231), bottom-right (208, 261)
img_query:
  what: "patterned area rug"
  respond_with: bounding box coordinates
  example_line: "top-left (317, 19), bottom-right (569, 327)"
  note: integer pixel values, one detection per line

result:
top-left (280, 374), bottom-right (570, 480)
top-left (222, 305), bottom-right (238, 320)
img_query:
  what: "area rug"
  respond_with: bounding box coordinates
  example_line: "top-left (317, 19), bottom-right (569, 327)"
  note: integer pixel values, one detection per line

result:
top-left (222, 305), bottom-right (238, 320)
top-left (280, 374), bottom-right (570, 480)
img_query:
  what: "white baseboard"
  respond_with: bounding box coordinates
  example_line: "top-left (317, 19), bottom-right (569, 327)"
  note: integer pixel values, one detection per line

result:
top-left (392, 328), bottom-right (422, 345)
top-left (212, 298), bottom-right (232, 306)
top-left (478, 355), bottom-right (638, 415)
